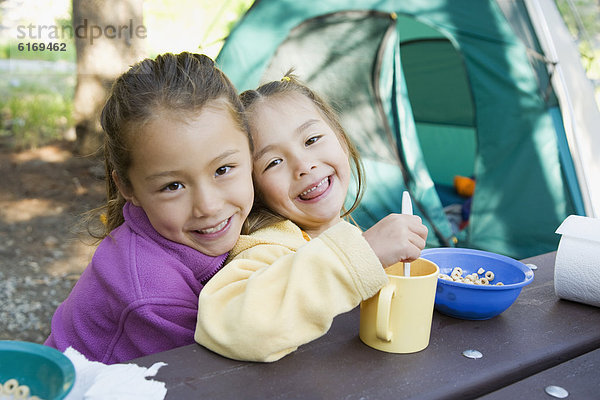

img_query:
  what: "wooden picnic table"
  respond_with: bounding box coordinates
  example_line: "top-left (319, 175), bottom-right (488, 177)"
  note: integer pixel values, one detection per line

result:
top-left (479, 347), bottom-right (600, 399)
top-left (133, 251), bottom-right (600, 399)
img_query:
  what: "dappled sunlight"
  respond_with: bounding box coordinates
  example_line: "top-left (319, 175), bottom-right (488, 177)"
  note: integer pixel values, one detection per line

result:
top-left (46, 238), bottom-right (95, 276)
top-left (0, 140), bottom-right (104, 342)
top-left (12, 144), bottom-right (73, 163)
top-left (143, 0), bottom-right (253, 58)
top-left (0, 198), bottom-right (65, 223)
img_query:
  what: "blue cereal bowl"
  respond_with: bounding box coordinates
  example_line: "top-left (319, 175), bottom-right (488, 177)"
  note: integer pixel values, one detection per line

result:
top-left (0, 341), bottom-right (75, 400)
top-left (421, 248), bottom-right (534, 320)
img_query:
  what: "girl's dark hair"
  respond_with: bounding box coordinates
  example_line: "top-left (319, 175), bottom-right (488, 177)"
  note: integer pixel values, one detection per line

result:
top-left (240, 71), bottom-right (365, 233)
top-left (92, 52), bottom-right (250, 239)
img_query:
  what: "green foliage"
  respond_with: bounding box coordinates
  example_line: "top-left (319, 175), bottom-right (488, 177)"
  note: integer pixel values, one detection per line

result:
top-left (555, 0), bottom-right (600, 39)
top-left (0, 1), bottom-right (75, 149)
top-left (143, 0), bottom-right (253, 58)
top-left (0, 70), bottom-right (75, 150)
top-left (0, 40), bottom-right (76, 62)
top-left (0, 43), bottom-right (8, 59)
top-left (554, 0), bottom-right (599, 74)
top-left (554, 0), bottom-right (600, 106)
top-left (0, 0), bottom-right (253, 150)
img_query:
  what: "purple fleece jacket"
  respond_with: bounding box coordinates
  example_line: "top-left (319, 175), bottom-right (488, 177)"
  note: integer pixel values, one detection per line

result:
top-left (44, 202), bottom-right (228, 364)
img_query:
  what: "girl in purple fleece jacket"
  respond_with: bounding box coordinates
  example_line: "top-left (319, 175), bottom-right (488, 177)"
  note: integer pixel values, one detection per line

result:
top-left (44, 52), bottom-right (254, 364)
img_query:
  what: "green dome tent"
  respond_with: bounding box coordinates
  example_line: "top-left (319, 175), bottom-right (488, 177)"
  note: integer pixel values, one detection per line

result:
top-left (216, 0), bottom-right (600, 259)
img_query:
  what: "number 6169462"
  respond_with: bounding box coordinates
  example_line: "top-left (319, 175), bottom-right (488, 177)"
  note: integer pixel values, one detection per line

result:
top-left (17, 42), bottom-right (67, 51)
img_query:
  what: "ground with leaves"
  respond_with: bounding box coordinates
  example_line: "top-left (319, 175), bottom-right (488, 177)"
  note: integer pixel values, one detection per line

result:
top-left (0, 140), bottom-right (105, 343)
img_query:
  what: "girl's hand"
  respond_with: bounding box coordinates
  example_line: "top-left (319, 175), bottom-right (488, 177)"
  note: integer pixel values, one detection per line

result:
top-left (362, 214), bottom-right (428, 268)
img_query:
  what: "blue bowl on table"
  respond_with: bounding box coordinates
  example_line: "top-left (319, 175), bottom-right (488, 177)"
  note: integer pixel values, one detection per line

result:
top-left (421, 248), bottom-right (534, 320)
top-left (0, 340), bottom-right (75, 400)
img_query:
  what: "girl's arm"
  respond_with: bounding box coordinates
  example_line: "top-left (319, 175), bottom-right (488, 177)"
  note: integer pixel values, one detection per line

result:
top-left (194, 220), bottom-right (387, 362)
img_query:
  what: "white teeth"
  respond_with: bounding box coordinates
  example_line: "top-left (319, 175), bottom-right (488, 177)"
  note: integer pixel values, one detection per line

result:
top-left (301, 178), bottom-right (328, 196)
top-left (199, 218), bottom-right (228, 234)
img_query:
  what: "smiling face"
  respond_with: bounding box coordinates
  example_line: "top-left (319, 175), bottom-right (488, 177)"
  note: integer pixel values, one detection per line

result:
top-left (249, 93), bottom-right (351, 237)
top-left (116, 102), bottom-right (254, 256)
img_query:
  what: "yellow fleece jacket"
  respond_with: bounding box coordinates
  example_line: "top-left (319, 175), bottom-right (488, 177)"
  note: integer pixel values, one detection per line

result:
top-left (194, 219), bottom-right (388, 362)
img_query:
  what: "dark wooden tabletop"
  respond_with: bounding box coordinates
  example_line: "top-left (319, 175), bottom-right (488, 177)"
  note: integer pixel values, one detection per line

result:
top-left (133, 251), bottom-right (600, 400)
top-left (479, 347), bottom-right (600, 399)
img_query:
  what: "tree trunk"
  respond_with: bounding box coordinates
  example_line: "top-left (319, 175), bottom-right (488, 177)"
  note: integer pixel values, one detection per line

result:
top-left (72, 0), bottom-right (145, 156)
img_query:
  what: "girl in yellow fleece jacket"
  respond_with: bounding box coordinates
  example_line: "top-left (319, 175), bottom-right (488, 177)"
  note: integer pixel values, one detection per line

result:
top-left (195, 73), bottom-right (428, 362)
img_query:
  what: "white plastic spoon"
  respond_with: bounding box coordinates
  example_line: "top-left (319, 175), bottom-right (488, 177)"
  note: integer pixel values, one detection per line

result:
top-left (402, 191), bottom-right (413, 277)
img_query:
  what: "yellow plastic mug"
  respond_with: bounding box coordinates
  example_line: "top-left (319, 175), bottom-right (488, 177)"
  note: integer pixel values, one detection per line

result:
top-left (359, 258), bottom-right (439, 353)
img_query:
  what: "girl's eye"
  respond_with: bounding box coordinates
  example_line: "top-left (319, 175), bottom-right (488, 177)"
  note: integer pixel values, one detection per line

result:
top-left (265, 158), bottom-right (282, 171)
top-left (305, 136), bottom-right (321, 146)
top-left (163, 182), bottom-right (183, 192)
top-left (215, 165), bottom-right (232, 177)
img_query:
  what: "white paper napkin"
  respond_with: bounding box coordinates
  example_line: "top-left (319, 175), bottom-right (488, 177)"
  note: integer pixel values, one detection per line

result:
top-left (555, 215), bottom-right (600, 307)
top-left (63, 347), bottom-right (167, 400)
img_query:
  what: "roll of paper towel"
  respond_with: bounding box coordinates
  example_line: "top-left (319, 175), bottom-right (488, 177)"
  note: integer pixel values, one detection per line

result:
top-left (554, 215), bottom-right (600, 307)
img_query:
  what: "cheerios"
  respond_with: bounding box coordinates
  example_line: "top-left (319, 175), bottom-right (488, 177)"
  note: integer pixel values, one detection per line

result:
top-left (4, 378), bottom-right (18, 392)
top-left (1, 378), bottom-right (43, 400)
top-left (438, 266), bottom-right (500, 286)
top-left (450, 267), bottom-right (462, 280)
top-left (16, 384), bottom-right (31, 399)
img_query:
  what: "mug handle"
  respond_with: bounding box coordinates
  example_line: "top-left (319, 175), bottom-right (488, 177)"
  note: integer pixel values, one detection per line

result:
top-left (376, 283), bottom-right (395, 342)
